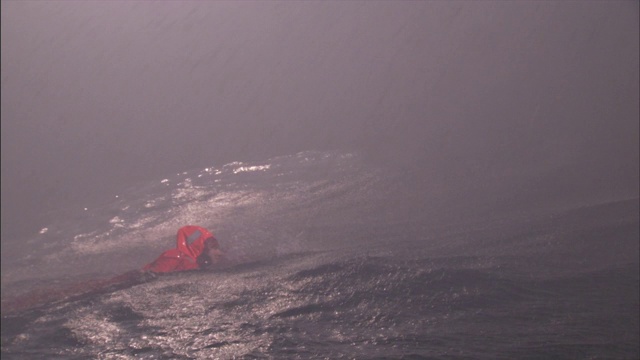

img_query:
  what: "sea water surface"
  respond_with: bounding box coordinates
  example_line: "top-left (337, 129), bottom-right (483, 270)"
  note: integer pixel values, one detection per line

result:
top-left (1, 151), bottom-right (638, 359)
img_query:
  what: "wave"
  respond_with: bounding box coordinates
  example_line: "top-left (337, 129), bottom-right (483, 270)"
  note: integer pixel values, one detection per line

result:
top-left (1, 150), bottom-right (637, 358)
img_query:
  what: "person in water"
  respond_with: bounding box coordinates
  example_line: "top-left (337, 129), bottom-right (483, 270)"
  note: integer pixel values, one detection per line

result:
top-left (143, 225), bottom-right (226, 273)
top-left (2, 225), bottom-right (225, 314)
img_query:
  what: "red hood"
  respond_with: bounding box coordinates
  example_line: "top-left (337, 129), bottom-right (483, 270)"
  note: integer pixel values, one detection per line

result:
top-left (176, 225), bottom-right (214, 260)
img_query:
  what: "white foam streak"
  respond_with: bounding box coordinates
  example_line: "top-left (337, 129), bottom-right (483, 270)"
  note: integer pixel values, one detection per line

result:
top-left (233, 164), bottom-right (271, 174)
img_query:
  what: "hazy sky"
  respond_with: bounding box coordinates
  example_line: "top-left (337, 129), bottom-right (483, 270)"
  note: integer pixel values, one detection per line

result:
top-left (2, 1), bottom-right (638, 239)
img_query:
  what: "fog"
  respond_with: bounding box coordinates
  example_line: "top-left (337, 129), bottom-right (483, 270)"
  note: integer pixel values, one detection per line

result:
top-left (2, 1), bottom-right (638, 240)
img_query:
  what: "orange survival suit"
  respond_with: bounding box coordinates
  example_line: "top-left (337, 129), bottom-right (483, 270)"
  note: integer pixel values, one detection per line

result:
top-left (143, 225), bottom-right (217, 273)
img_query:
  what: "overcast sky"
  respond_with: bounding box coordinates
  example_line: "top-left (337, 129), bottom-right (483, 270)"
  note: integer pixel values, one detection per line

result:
top-left (2, 1), bottom-right (638, 239)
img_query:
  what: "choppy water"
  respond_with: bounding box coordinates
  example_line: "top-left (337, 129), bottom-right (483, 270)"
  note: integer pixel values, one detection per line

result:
top-left (1, 151), bottom-right (638, 359)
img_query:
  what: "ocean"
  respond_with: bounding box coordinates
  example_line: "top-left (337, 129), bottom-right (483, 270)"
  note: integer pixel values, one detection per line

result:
top-left (1, 151), bottom-right (638, 359)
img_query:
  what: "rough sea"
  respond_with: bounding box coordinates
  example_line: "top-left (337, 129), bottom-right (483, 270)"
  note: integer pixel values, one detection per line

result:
top-left (1, 151), bottom-right (638, 359)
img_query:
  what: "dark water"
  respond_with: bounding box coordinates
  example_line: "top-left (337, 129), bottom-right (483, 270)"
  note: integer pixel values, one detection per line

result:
top-left (1, 152), bottom-right (638, 359)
